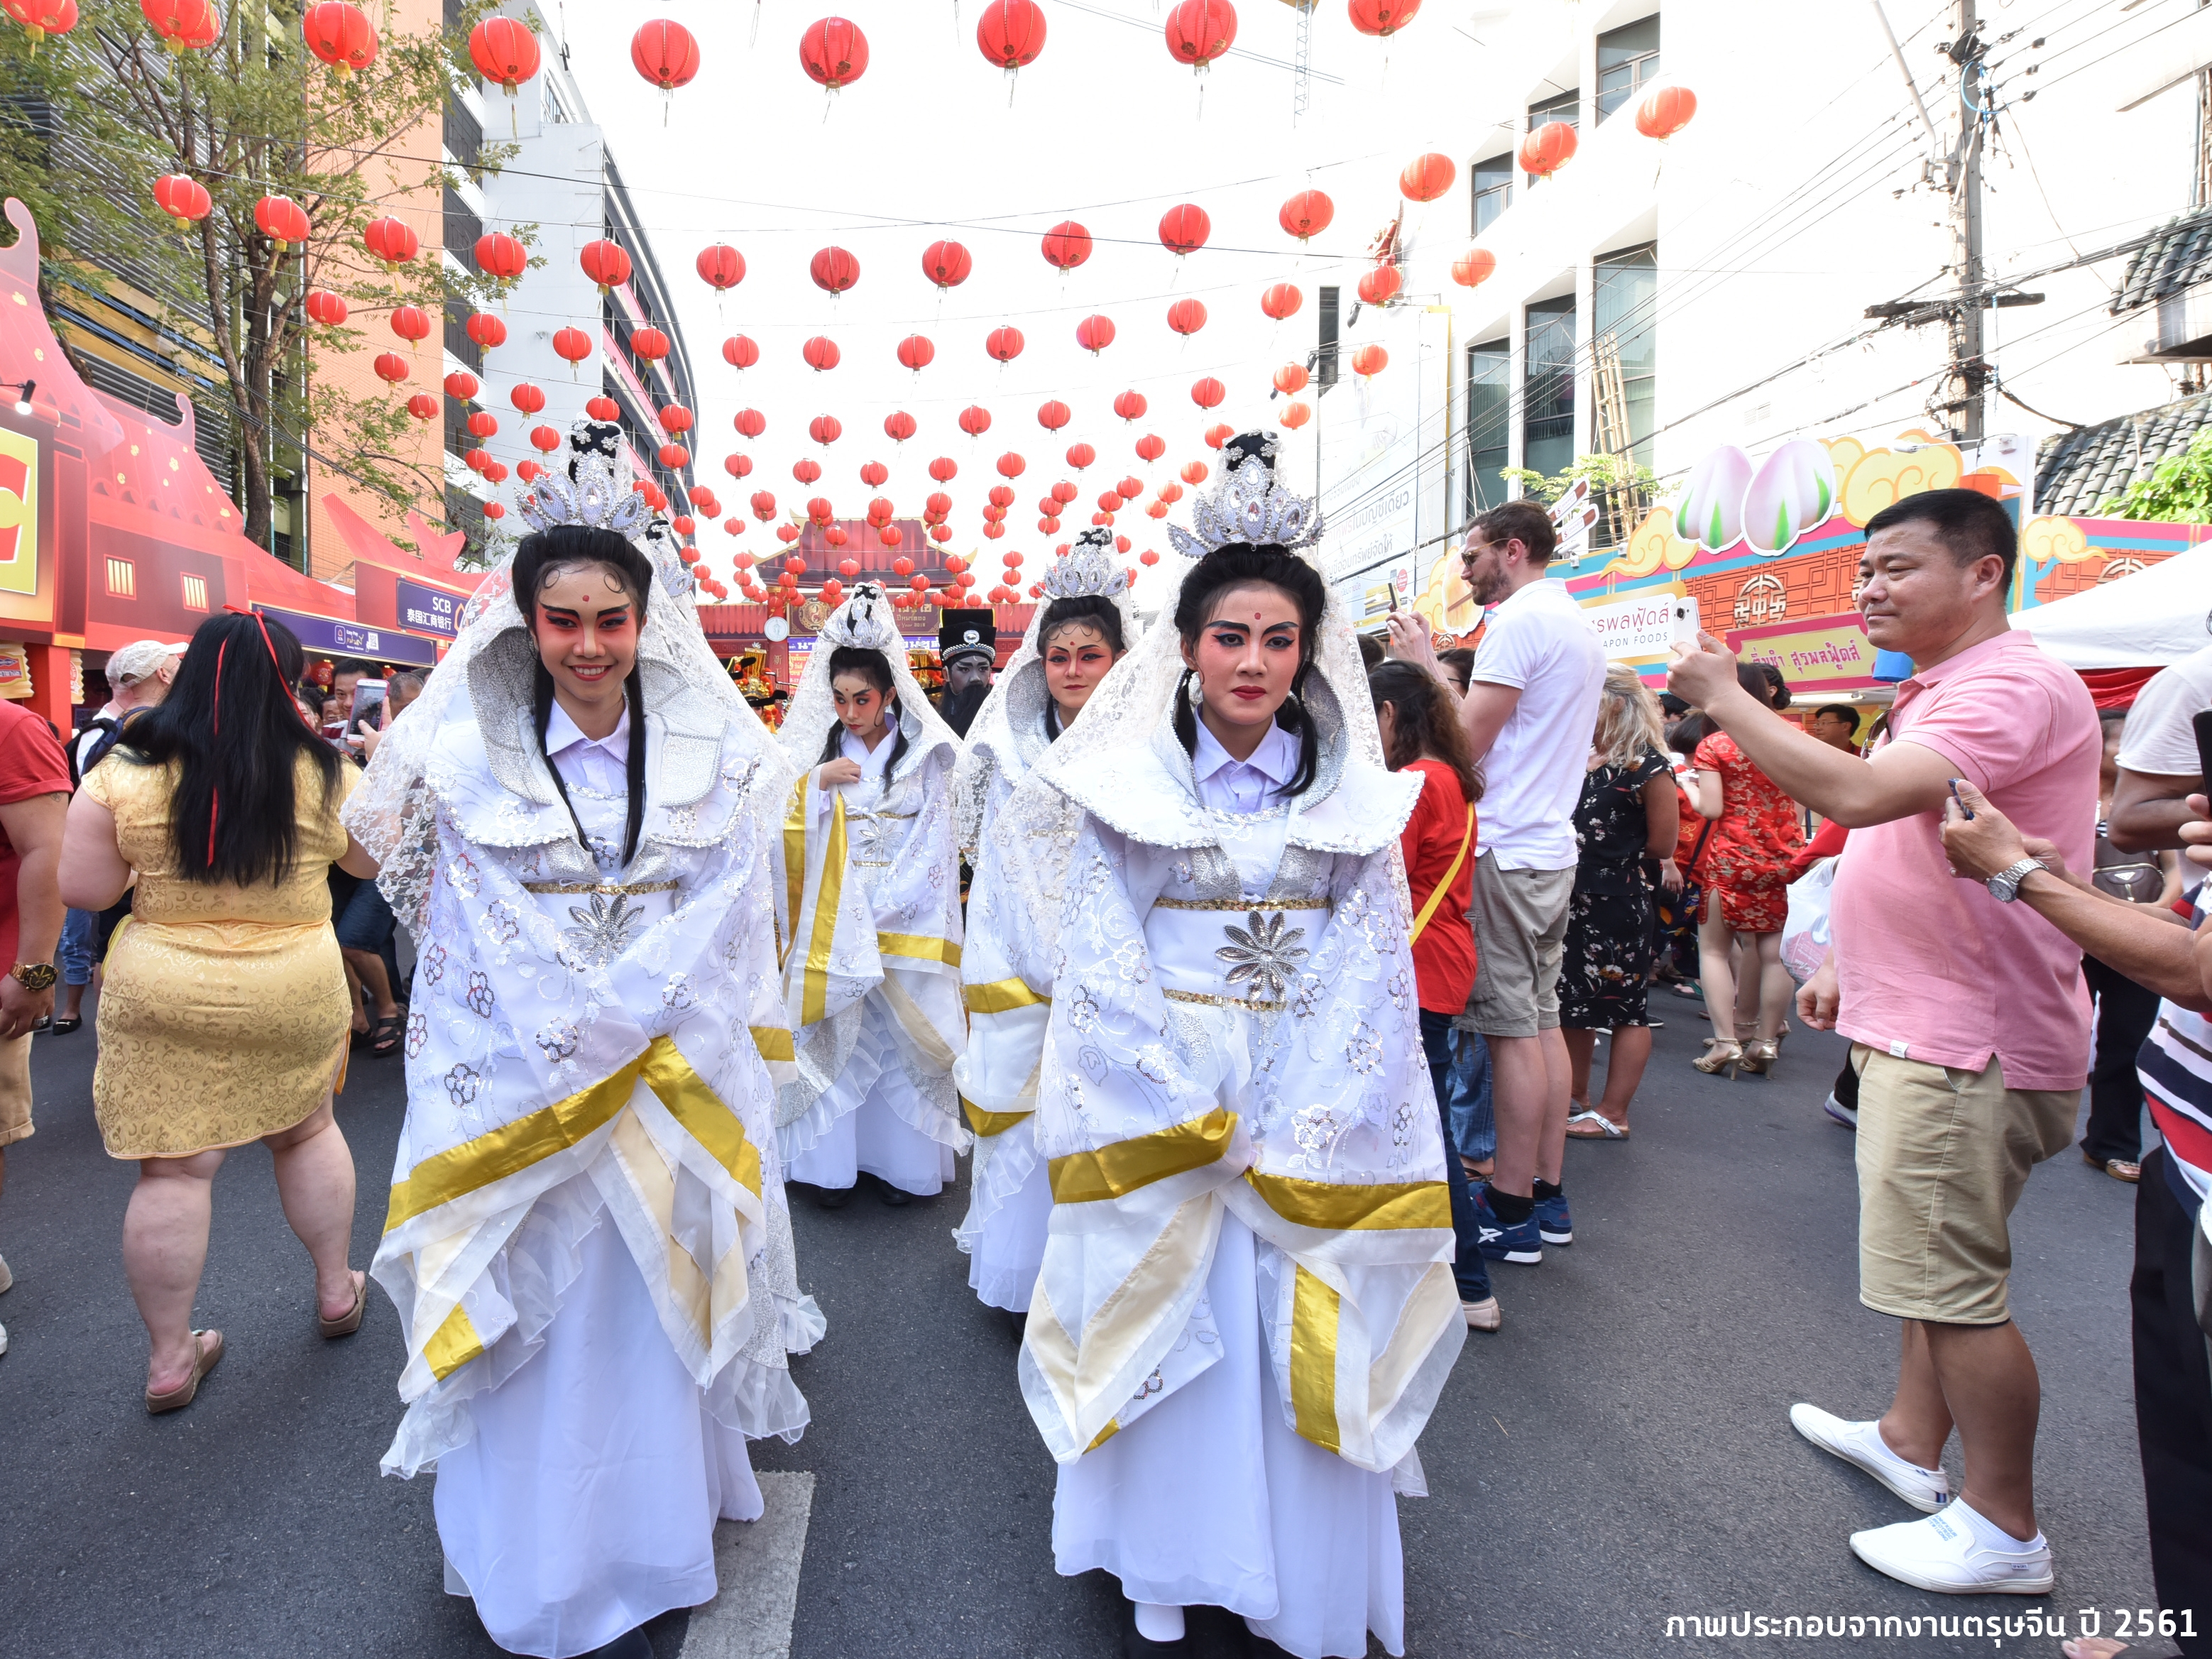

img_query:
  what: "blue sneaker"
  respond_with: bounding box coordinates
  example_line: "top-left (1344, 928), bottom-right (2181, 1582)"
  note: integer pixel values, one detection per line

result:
top-left (1535, 1189), bottom-right (1573, 1246)
top-left (1469, 1183), bottom-right (1542, 1264)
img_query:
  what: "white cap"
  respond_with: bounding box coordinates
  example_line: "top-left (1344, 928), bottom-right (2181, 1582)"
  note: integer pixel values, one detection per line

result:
top-left (105, 639), bottom-right (184, 686)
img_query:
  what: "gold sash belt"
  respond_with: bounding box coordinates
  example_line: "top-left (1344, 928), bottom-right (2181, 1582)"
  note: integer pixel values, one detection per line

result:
top-left (1163, 987), bottom-right (1284, 1012)
top-left (1151, 896), bottom-right (1330, 911)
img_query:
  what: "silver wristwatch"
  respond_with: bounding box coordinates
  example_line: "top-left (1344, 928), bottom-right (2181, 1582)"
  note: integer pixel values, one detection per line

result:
top-left (1986, 857), bottom-right (2047, 903)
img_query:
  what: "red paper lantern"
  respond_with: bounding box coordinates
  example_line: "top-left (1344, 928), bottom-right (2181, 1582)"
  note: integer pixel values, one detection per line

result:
top-left (885, 412), bottom-right (918, 444)
top-left (1280, 400), bottom-right (1310, 430)
top-left (630, 327), bottom-right (669, 363)
top-left (363, 215), bottom-right (419, 268)
top-left (580, 239), bottom-right (633, 292)
top-left (1117, 475), bottom-right (1144, 499)
top-left (691, 488), bottom-right (721, 517)
top-left (1164, 0), bottom-right (1235, 71)
top-left (726, 454), bottom-right (755, 478)
top-left (1400, 151), bottom-right (1457, 202)
top-left (1075, 315), bottom-right (1116, 356)
top-left (987, 485), bottom-right (1016, 509)
top-left (1134, 434), bottom-right (1166, 463)
top-left (511, 382), bottom-right (547, 415)
top-left (908, 574), bottom-right (929, 592)
top-left (473, 231), bottom-right (526, 283)
top-left (975, 0), bottom-right (1046, 75)
top-left (1039, 516), bottom-right (1061, 534)
top-left (1518, 121), bottom-right (1577, 179)
top-left (799, 15), bottom-right (868, 90)
top-left (724, 523), bottom-right (743, 540)
top-left (483, 460), bottom-right (510, 485)
top-left (553, 326), bottom-right (592, 366)
top-left (1357, 264), bottom-right (1403, 307)
top-left (752, 491), bottom-right (778, 520)
top-left (982, 523), bottom-right (1006, 541)
top-left (303, 288), bottom-right (347, 328)
top-left (1351, 343), bottom-right (1389, 377)
top-left (1146, 502), bottom-right (1168, 518)
top-left (926, 493), bottom-right (952, 517)
top-left (881, 525), bottom-right (904, 547)
top-left (793, 459), bottom-right (822, 485)
top-left (946, 554), bottom-right (968, 574)
top-left (803, 335), bottom-right (841, 373)
top-left (1450, 246), bottom-right (1496, 288)
top-left (656, 403), bottom-right (691, 433)
top-left (1051, 480), bottom-right (1080, 504)
top-left (807, 495), bottom-right (833, 524)
top-left (483, 502), bottom-right (506, 520)
top-left (1270, 363), bottom-right (1308, 397)
top-left (895, 334), bottom-right (936, 376)
top-left (892, 557), bottom-right (917, 577)
top-left (151, 174), bottom-right (211, 227)
top-left (631, 18), bottom-right (700, 90)
top-left (1205, 422), bottom-right (1233, 448)
top-left (868, 498), bottom-right (896, 527)
top-left (373, 351), bottom-right (408, 385)
top-left (697, 243), bottom-right (745, 292)
top-left (1140, 549), bottom-right (1161, 566)
top-left (444, 370), bottom-right (480, 402)
top-left (1166, 297), bottom-right (1208, 336)
top-left (809, 415), bottom-right (843, 447)
top-left (1636, 84), bottom-right (1697, 141)
top-left (465, 312), bottom-right (508, 352)
top-left (997, 452), bottom-right (1026, 480)
top-left (405, 393), bottom-right (437, 421)
top-left (986, 325), bottom-right (1025, 364)
top-left (530, 425), bottom-right (562, 452)
top-left (1097, 491), bottom-right (1124, 513)
top-left (1190, 377), bottom-right (1226, 410)
top-left (777, 523), bottom-right (801, 543)
top-left (1160, 483), bottom-right (1184, 503)
top-left (921, 241), bottom-right (972, 290)
top-left (929, 456), bottom-right (958, 482)
top-left (810, 245), bottom-right (860, 295)
top-left (1158, 204), bottom-right (1210, 256)
top-left (1036, 400), bottom-right (1071, 432)
top-left (1041, 221), bottom-right (1092, 273)
top-left (466, 410), bottom-right (498, 440)
top-left (734, 411), bottom-right (768, 442)
top-left (958, 406), bottom-right (992, 439)
top-left (1347, 0), bottom-right (1418, 36)
top-left (929, 526), bottom-right (952, 546)
top-left (1112, 390), bottom-right (1148, 423)
top-left (659, 443), bottom-right (691, 469)
top-left (723, 334), bottom-right (760, 371)
top-left (464, 447), bottom-right (491, 474)
top-left (1181, 461), bottom-right (1209, 485)
top-left (860, 461), bottom-right (889, 487)
top-left (469, 15), bottom-right (541, 94)
top-left (1259, 283), bottom-right (1302, 321)
top-left (1279, 189), bottom-right (1333, 243)
top-left (586, 395), bottom-right (619, 421)
top-left (1063, 444), bottom-right (1094, 472)
top-left (302, 1), bottom-right (378, 74)
top-left (141, 0), bottom-right (211, 52)
top-left (673, 514), bottom-right (696, 537)
top-left (254, 194), bottom-right (310, 249)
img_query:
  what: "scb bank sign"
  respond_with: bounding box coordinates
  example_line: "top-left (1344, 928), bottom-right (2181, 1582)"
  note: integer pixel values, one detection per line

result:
top-left (253, 604), bottom-right (439, 667)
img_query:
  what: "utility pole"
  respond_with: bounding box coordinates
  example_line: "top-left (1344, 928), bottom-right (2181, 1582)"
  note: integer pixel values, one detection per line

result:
top-left (1946, 0), bottom-right (1988, 443)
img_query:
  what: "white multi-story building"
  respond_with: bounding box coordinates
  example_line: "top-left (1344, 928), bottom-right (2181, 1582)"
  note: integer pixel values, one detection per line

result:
top-left (1318, 0), bottom-right (2206, 617)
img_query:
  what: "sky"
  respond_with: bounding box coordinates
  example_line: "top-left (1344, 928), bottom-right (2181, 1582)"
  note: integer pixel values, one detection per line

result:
top-left (547, 0), bottom-right (1492, 577)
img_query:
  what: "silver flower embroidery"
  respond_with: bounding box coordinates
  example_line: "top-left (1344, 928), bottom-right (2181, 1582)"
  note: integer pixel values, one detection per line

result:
top-left (1291, 1102), bottom-right (1352, 1170)
top-left (559, 892), bottom-right (645, 968)
top-left (447, 852), bottom-right (481, 897)
top-left (483, 900), bottom-right (521, 944)
top-left (662, 973), bottom-right (698, 1012)
top-left (1216, 911), bottom-right (1308, 1002)
top-left (444, 1063), bottom-right (482, 1106)
top-left (1290, 973), bottom-right (1327, 1022)
top-left (1066, 987), bottom-right (1102, 1033)
top-left (464, 971), bottom-right (495, 1019)
top-left (1133, 1367), bottom-right (1164, 1401)
top-left (535, 1019), bottom-right (580, 1063)
top-left (1346, 1019), bottom-right (1384, 1075)
top-left (403, 1009), bottom-right (427, 1058)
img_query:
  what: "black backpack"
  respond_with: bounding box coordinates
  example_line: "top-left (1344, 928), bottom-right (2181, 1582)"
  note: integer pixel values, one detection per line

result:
top-left (67, 716), bottom-right (124, 792)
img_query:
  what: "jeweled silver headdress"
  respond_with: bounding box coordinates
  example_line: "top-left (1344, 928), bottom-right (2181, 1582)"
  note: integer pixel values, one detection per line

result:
top-left (1041, 528), bottom-right (1130, 601)
top-left (816, 581), bottom-right (901, 652)
top-left (1166, 429), bottom-right (1322, 561)
top-left (513, 417), bottom-right (696, 603)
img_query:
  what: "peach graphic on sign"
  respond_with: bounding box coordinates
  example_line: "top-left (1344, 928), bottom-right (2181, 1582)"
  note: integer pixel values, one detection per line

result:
top-left (1676, 444), bottom-right (1753, 551)
top-left (1743, 439), bottom-right (1839, 555)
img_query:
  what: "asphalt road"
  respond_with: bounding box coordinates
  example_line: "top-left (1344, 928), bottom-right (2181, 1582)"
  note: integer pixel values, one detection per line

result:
top-left (0, 994), bottom-right (2157, 1658)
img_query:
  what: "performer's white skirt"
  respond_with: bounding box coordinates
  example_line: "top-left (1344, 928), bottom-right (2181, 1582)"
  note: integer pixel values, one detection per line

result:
top-left (433, 1212), bottom-right (763, 1658)
top-left (1051, 1212), bottom-right (1406, 1659)
top-left (787, 994), bottom-right (957, 1195)
top-left (962, 1119), bottom-right (1052, 1312)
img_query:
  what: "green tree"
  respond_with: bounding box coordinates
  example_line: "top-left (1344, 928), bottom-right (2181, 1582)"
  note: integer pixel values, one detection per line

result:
top-left (0, 0), bottom-right (529, 549)
top-left (1501, 451), bottom-right (1666, 546)
top-left (2098, 429), bottom-right (2212, 523)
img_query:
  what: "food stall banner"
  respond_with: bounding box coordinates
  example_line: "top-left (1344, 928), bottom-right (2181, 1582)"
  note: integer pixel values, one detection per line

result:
top-left (1728, 612), bottom-right (1884, 692)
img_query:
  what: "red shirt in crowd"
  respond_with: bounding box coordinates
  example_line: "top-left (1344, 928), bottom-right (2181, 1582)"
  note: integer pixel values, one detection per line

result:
top-left (0, 702), bottom-right (72, 969)
top-left (1398, 758), bottom-right (1477, 1014)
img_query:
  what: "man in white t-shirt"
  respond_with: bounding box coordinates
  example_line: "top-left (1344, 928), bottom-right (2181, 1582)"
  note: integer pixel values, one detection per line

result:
top-left (1398, 500), bottom-right (1606, 1267)
top-left (2109, 639), bottom-right (2212, 853)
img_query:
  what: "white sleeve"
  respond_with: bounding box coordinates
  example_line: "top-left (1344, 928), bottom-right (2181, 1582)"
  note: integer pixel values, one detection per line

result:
top-left (1468, 606), bottom-right (1536, 689)
top-left (2117, 656), bottom-right (2212, 777)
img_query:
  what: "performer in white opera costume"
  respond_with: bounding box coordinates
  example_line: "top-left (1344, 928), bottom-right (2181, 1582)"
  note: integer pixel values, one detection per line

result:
top-left (774, 584), bottom-right (970, 1206)
top-left (1009, 434), bottom-right (1468, 1659)
top-left (344, 420), bottom-right (812, 1659)
top-left (951, 527), bottom-right (1135, 1315)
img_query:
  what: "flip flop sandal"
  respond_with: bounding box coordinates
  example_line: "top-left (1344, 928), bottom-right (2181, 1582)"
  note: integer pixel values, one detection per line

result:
top-left (367, 1014), bottom-right (405, 1058)
top-left (1565, 1110), bottom-right (1629, 1140)
top-left (317, 1270), bottom-right (367, 1340)
top-left (146, 1328), bottom-right (223, 1415)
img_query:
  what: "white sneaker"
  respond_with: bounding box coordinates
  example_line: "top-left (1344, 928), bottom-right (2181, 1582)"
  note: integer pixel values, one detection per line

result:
top-left (1790, 1403), bottom-right (1949, 1511)
top-left (0, 1320), bottom-right (9, 1356)
top-left (1850, 1501), bottom-right (2054, 1594)
top-left (0, 1252), bottom-right (13, 1294)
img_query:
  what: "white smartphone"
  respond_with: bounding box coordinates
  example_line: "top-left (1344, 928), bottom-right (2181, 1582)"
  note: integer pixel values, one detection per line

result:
top-left (1670, 596), bottom-right (1702, 648)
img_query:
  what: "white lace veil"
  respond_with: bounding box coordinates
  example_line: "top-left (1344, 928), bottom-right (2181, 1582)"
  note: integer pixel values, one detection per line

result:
top-left (777, 582), bottom-right (963, 773)
top-left (344, 418), bottom-right (791, 933)
top-left (951, 528), bottom-right (1141, 850)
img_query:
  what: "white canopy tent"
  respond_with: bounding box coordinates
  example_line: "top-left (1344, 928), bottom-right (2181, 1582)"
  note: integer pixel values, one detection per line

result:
top-left (2009, 542), bottom-right (2212, 668)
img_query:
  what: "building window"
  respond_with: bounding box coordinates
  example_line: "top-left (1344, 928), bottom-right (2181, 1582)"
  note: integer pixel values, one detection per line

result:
top-left (1593, 243), bottom-right (1658, 470)
top-left (1526, 89), bottom-right (1578, 183)
top-left (1472, 155), bottom-right (1513, 235)
top-left (1467, 340), bottom-right (1510, 512)
top-left (106, 557), bottom-right (136, 598)
top-left (180, 572), bottom-right (207, 611)
top-left (1523, 297), bottom-right (1577, 482)
top-left (444, 187), bottom-right (483, 272)
top-left (442, 99), bottom-right (482, 173)
top-left (1597, 16), bottom-right (1661, 122)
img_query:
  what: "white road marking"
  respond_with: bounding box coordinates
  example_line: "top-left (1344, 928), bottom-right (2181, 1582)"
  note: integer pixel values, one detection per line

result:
top-left (684, 1470), bottom-right (816, 1659)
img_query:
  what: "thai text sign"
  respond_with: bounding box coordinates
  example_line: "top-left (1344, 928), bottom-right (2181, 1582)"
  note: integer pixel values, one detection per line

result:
top-left (394, 576), bottom-right (461, 638)
top-left (1580, 591), bottom-right (1680, 663)
top-left (1728, 611), bottom-right (1880, 691)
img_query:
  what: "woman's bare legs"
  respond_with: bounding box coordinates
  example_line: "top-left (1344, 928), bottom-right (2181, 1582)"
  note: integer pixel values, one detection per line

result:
top-left (1751, 931), bottom-right (1794, 1042)
top-left (1596, 1026), bottom-right (1653, 1124)
top-left (264, 1098), bottom-right (360, 1321)
top-left (1695, 907), bottom-right (1739, 1043)
top-left (1562, 1026), bottom-right (1597, 1112)
top-left (124, 1146), bottom-right (227, 1394)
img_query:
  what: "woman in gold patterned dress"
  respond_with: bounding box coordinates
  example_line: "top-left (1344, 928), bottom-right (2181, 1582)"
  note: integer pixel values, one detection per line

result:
top-left (58, 611), bottom-right (378, 1413)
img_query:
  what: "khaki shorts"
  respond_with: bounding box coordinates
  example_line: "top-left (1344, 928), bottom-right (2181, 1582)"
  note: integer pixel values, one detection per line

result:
top-left (0, 1029), bottom-right (31, 1147)
top-left (1457, 853), bottom-right (1576, 1039)
top-left (1853, 1046), bottom-right (2077, 1325)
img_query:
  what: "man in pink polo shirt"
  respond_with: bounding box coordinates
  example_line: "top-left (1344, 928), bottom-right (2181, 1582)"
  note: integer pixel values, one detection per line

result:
top-left (1670, 488), bottom-right (2098, 1598)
